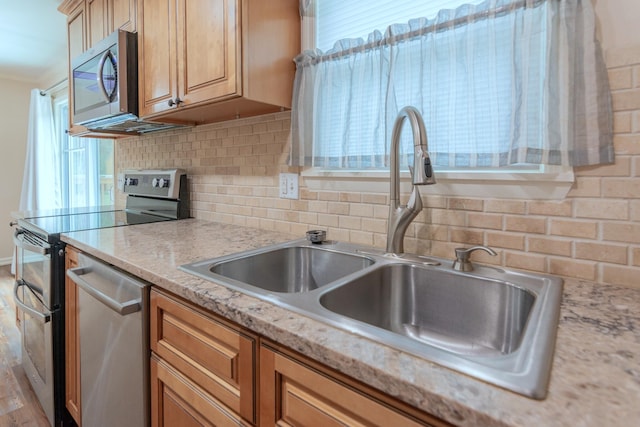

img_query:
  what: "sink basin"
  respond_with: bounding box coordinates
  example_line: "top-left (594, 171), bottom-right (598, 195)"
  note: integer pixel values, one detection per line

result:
top-left (180, 238), bottom-right (563, 399)
top-left (211, 246), bottom-right (374, 293)
top-left (181, 242), bottom-right (374, 295)
top-left (319, 264), bottom-right (535, 357)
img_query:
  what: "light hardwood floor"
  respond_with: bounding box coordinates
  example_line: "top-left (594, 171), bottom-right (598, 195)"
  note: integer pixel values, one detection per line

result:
top-left (0, 265), bottom-right (50, 427)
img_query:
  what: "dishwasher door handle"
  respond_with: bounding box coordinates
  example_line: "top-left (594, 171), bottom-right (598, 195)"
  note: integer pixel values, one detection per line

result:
top-left (67, 267), bottom-right (141, 315)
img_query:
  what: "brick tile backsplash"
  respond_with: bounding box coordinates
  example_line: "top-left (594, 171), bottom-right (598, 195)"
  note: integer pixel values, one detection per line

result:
top-left (574, 241), bottom-right (628, 264)
top-left (608, 67), bottom-right (633, 90)
top-left (485, 232), bottom-right (525, 250)
top-left (116, 46), bottom-right (640, 287)
top-left (549, 258), bottom-right (597, 281)
top-left (528, 236), bottom-right (572, 256)
top-left (613, 111), bottom-right (632, 133)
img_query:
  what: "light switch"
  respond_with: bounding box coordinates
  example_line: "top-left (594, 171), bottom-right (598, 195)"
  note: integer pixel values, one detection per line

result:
top-left (279, 173), bottom-right (299, 199)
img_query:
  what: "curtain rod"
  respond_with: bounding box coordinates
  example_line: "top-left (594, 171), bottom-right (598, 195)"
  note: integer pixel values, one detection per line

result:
top-left (303, 0), bottom-right (544, 65)
top-left (40, 78), bottom-right (67, 96)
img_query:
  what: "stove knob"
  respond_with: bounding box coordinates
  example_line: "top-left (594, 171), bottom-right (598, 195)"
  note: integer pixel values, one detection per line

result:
top-left (159, 178), bottom-right (170, 188)
top-left (152, 178), bottom-right (159, 187)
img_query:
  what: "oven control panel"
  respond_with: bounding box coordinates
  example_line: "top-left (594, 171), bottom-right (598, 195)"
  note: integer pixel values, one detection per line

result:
top-left (122, 169), bottom-right (186, 199)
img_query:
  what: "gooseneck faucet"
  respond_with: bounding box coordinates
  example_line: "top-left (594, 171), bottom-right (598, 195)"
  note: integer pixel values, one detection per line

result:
top-left (386, 106), bottom-right (436, 254)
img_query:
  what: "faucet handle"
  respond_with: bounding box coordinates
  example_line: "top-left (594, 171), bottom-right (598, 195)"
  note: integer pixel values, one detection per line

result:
top-left (452, 246), bottom-right (497, 271)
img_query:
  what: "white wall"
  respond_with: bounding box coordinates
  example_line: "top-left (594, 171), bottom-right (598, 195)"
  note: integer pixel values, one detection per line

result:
top-left (0, 79), bottom-right (34, 263)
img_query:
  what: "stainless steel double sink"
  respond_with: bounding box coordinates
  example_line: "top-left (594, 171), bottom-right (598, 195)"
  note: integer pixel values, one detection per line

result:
top-left (180, 238), bottom-right (563, 399)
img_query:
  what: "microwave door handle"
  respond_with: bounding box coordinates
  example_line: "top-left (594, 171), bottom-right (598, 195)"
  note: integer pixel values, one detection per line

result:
top-left (97, 50), bottom-right (115, 102)
top-left (13, 229), bottom-right (50, 255)
top-left (13, 280), bottom-right (52, 323)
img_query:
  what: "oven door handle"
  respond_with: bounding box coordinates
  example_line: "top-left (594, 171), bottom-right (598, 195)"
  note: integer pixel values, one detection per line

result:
top-left (13, 280), bottom-right (52, 323)
top-left (13, 229), bottom-right (51, 255)
top-left (67, 267), bottom-right (141, 316)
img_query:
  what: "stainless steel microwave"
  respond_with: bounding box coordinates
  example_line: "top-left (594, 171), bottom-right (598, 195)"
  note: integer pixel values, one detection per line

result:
top-left (72, 29), bottom-right (138, 129)
top-left (71, 30), bottom-right (183, 134)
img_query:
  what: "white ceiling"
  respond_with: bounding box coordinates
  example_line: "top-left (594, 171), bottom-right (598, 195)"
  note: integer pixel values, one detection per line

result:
top-left (0, 0), bottom-right (67, 84)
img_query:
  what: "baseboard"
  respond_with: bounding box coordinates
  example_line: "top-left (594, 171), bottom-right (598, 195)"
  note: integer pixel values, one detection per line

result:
top-left (0, 257), bottom-right (13, 266)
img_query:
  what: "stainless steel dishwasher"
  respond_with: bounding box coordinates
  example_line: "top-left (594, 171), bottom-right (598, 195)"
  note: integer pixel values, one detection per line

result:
top-left (67, 252), bottom-right (149, 427)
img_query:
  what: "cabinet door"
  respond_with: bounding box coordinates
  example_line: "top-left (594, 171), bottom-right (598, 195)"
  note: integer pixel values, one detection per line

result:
top-left (175, 0), bottom-right (241, 106)
top-left (150, 290), bottom-right (257, 424)
top-left (109, 0), bottom-right (136, 32)
top-left (138, 0), bottom-right (178, 116)
top-left (87, 0), bottom-right (108, 48)
top-left (67, 3), bottom-right (86, 59)
top-left (260, 343), bottom-right (450, 427)
top-left (66, 2), bottom-right (86, 134)
top-left (151, 356), bottom-right (250, 427)
top-left (65, 247), bottom-right (81, 426)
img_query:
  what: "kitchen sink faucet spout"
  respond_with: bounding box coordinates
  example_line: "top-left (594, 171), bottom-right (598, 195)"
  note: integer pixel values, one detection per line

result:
top-left (387, 106), bottom-right (436, 254)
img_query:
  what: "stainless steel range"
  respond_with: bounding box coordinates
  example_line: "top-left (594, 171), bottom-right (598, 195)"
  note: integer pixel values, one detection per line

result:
top-left (11, 169), bottom-right (188, 426)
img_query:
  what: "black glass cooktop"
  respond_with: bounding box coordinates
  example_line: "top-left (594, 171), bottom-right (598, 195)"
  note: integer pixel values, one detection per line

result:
top-left (18, 205), bottom-right (117, 220)
top-left (20, 210), bottom-right (172, 241)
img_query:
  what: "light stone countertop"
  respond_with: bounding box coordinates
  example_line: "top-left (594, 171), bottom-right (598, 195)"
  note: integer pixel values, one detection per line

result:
top-left (61, 218), bottom-right (640, 427)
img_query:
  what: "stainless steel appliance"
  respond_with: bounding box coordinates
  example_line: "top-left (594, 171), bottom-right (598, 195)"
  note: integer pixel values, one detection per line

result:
top-left (11, 169), bottom-right (188, 426)
top-left (72, 30), bottom-right (181, 134)
top-left (67, 253), bottom-right (149, 427)
top-left (12, 228), bottom-right (61, 425)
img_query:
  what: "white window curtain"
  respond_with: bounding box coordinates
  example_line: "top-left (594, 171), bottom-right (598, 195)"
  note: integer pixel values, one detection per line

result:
top-left (19, 89), bottom-right (63, 211)
top-left (19, 89), bottom-right (105, 212)
top-left (290, 0), bottom-right (614, 169)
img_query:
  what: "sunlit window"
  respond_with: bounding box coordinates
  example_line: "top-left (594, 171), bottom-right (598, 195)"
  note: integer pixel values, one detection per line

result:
top-left (53, 96), bottom-right (114, 208)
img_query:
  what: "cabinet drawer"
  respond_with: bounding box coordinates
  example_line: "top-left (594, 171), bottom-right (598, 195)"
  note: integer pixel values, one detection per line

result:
top-left (260, 342), bottom-right (451, 427)
top-left (150, 290), bottom-right (257, 423)
top-left (151, 356), bottom-right (250, 427)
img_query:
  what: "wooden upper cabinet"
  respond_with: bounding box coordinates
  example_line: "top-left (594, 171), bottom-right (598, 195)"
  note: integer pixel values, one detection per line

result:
top-left (110, 0), bottom-right (136, 32)
top-left (87, 0), bottom-right (108, 48)
top-left (177, 0), bottom-right (240, 106)
top-left (67, 0), bottom-right (136, 49)
top-left (138, 0), bottom-right (239, 118)
top-left (137, 0), bottom-right (179, 117)
top-left (60, 0), bottom-right (87, 136)
top-left (66, 2), bottom-right (86, 59)
top-left (138, 0), bottom-right (300, 125)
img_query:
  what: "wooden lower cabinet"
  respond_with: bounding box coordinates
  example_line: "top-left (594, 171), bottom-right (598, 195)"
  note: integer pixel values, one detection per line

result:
top-left (150, 289), bottom-right (451, 427)
top-left (259, 342), bottom-right (452, 427)
top-left (150, 289), bottom-right (257, 425)
top-left (151, 355), bottom-right (251, 427)
top-left (65, 246), bottom-right (82, 426)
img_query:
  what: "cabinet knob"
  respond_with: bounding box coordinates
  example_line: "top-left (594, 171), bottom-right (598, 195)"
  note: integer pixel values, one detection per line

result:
top-left (168, 97), bottom-right (183, 107)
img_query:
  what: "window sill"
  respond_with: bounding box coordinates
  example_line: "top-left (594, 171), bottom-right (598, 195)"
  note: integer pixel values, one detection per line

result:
top-left (301, 168), bottom-right (574, 200)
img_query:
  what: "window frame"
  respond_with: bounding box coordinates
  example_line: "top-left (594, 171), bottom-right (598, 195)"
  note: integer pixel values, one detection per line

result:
top-left (51, 90), bottom-right (116, 208)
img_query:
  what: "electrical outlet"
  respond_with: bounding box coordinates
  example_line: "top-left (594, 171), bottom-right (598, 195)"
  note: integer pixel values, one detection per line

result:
top-left (279, 173), bottom-right (299, 199)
